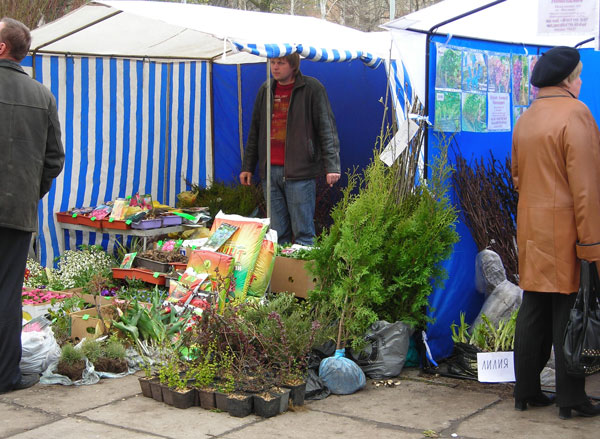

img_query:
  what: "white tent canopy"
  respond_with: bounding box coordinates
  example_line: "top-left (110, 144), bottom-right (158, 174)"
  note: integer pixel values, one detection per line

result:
top-left (382, 0), bottom-right (597, 103)
top-left (31, 0), bottom-right (389, 65)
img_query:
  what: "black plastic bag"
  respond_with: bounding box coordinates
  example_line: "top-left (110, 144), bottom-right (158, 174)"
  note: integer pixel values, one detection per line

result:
top-left (445, 342), bottom-right (481, 379)
top-left (563, 260), bottom-right (600, 378)
top-left (347, 321), bottom-right (412, 379)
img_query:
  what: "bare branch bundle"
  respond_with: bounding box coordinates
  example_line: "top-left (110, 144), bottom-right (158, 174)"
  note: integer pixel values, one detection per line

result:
top-left (452, 148), bottom-right (518, 283)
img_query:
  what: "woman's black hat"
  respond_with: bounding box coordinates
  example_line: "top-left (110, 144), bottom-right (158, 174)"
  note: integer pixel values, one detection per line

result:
top-left (531, 46), bottom-right (580, 87)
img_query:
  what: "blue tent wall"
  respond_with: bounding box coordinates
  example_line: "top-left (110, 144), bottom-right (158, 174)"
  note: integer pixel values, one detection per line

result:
top-left (213, 60), bottom-right (391, 184)
top-left (424, 36), bottom-right (600, 360)
top-left (25, 55), bottom-right (212, 266)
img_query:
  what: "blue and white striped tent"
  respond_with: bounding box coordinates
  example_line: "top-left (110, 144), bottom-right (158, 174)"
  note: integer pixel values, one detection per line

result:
top-left (28, 1), bottom-right (413, 266)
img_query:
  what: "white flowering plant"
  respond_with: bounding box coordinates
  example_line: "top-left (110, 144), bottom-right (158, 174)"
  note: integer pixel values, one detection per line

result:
top-left (24, 258), bottom-right (48, 289)
top-left (53, 245), bottom-right (116, 290)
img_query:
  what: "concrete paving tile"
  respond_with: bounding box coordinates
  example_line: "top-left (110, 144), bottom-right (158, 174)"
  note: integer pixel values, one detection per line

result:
top-left (0, 375), bottom-right (141, 416)
top-left (5, 417), bottom-right (163, 439)
top-left (455, 399), bottom-right (600, 439)
top-left (221, 407), bottom-right (421, 439)
top-left (306, 380), bottom-right (499, 431)
top-left (0, 402), bottom-right (60, 438)
top-left (79, 394), bottom-right (258, 439)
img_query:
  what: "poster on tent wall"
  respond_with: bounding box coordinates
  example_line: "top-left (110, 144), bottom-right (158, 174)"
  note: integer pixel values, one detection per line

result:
top-left (22, 55), bottom-right (212, 266)
top-left (537, 0), bottom-right (597, 35)
top-left (433, 43), bottom-right (541, 134)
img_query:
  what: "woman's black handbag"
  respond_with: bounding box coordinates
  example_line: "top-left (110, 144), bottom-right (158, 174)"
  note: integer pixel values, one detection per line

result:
top-left (563, 260), bottom-right (600, 378)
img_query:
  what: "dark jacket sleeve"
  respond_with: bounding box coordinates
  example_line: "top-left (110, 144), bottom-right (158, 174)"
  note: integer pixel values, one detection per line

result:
top-left (311, 82), bottom-right (340, 174)
top-left (40, 93), bottom-right (64, 198)
top-left (241, 84), bottom-right (264, 174)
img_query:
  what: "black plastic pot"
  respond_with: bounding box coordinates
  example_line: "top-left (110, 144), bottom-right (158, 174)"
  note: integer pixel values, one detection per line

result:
top-left (149, 380), bottom-right (164, 402)
top-left (197, 388), bottom-right (216, 409)
top-left (271, 387), bottom-right (290, 413)
top-left (163, 387), bottom-right (195, 409)
top-left (283, 382), bottom-right (306, 406)
top-left (215, 391), bottom-right (229, 412)
top-left (227, 393), bottom-right (253, 418)
top-left (138, 377), bottom-right (153, 398)
top-left (253, 392), bottom-right (281, 418)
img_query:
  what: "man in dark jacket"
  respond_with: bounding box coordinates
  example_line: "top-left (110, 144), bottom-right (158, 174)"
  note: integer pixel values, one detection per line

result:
top-left (0, 17), bottom-right (64, 393)
top-left (239, 54), bottom-right (340, 245)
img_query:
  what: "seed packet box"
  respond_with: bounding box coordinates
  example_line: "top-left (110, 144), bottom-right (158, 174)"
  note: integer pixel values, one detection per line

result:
top-left (269, 256), bottom-right (316, 299)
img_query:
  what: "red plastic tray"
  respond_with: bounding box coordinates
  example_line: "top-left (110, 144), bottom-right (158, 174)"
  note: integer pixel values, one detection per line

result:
top-left (102, 218), bottom-right (130, 230)
top-left (77, 215), bottom-right (102, 229)
top-left (56, 212), bottom-right (79, 225)
top-left (111, 268), bottom-right (166, 285)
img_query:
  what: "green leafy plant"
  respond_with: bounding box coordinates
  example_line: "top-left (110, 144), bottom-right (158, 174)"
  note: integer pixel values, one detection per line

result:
top-left (451, 310), bottom-right (519, 352)
top-left (158, 357), bottom-right (186, 390)
top-left (450, 312), bottom-right (470, 344)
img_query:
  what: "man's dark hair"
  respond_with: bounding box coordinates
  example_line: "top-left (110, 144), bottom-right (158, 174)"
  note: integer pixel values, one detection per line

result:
top-left (283, 53), bottom-right (301, 76)
top-left (0, 17), bottom-right (31, 61)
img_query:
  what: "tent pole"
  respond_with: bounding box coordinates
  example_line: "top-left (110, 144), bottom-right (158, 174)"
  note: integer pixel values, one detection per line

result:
top-left (266, 61), bottom-right (271, 221)
top-left (423, 0), bottom-right (506, 179)
top-left (164, 63), bottom-right (173, 204)
top-left (237, 64), bottom-right (244, 162)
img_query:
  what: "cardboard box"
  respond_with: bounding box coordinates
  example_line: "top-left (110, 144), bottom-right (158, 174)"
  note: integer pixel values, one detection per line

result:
top-left (269, 256), bottom-right (316, 299)
top-left (69, 304), bottom-right (113, 341)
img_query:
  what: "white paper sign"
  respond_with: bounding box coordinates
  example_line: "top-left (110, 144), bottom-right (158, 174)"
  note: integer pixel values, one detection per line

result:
top-left (487, 93), bottom-right (511, 131)
top-left (477, 351), bottom-right (515, 383)
top-left (379, 119), bottom-right (419, 167)
top-left (537, 0), bottom-right (597, 35)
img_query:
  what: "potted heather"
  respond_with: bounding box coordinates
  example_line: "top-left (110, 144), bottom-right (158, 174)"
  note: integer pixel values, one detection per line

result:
top-left (56, 344), bottom-right (86, 381)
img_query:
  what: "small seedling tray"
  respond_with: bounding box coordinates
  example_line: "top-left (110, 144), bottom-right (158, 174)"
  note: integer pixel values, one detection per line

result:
top-left (131, 218), bottom-right (162, 230)
top-left (161, 215), bottom-right (183, 227)
top-left (135, 256), bottom-right (171, 273)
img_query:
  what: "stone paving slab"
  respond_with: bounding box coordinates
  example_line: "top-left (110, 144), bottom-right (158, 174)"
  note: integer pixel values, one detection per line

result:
top-left (0, 375), bottom-right (141, 416)
top-left (0, 402), bottom-right (60, 438)
top-left (5, 417), bottom-right (164, 439)
top-left (221, 407), bottom-right (422, 439)
top-left (455, 398), bottom-right (600, 439)
top-left (309, 380), bottom-right (500, 432)
top-left (80, 393), bottom-right (259, 439)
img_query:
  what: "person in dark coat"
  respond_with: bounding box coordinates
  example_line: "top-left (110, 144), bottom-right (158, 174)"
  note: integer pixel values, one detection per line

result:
top-left (240, 53), bottom-right (340, 245)
top-left (0, 17), bottom-right (64, 393)
top-left (511, 46), bottom-right (600, 419)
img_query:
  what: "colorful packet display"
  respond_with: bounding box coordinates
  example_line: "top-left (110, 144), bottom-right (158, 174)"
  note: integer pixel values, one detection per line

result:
top-left (210, 211), bottom-right (270, 299)
top-left (247, 229), bottom-right (278, 297)
top-left (185, 249), bottom-right (235, 293)
top-left (202, 223), bottom-right (239, 251)
top-left (109, 198), bottom-right (129, 220)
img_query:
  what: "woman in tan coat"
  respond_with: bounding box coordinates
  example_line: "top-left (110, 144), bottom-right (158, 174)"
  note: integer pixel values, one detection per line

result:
top-left (512, 46), bottom-right (600, 420)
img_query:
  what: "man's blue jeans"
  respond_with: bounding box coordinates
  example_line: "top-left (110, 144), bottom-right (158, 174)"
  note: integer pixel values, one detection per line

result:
top-left (263, 166), bottom-right (316, 245)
